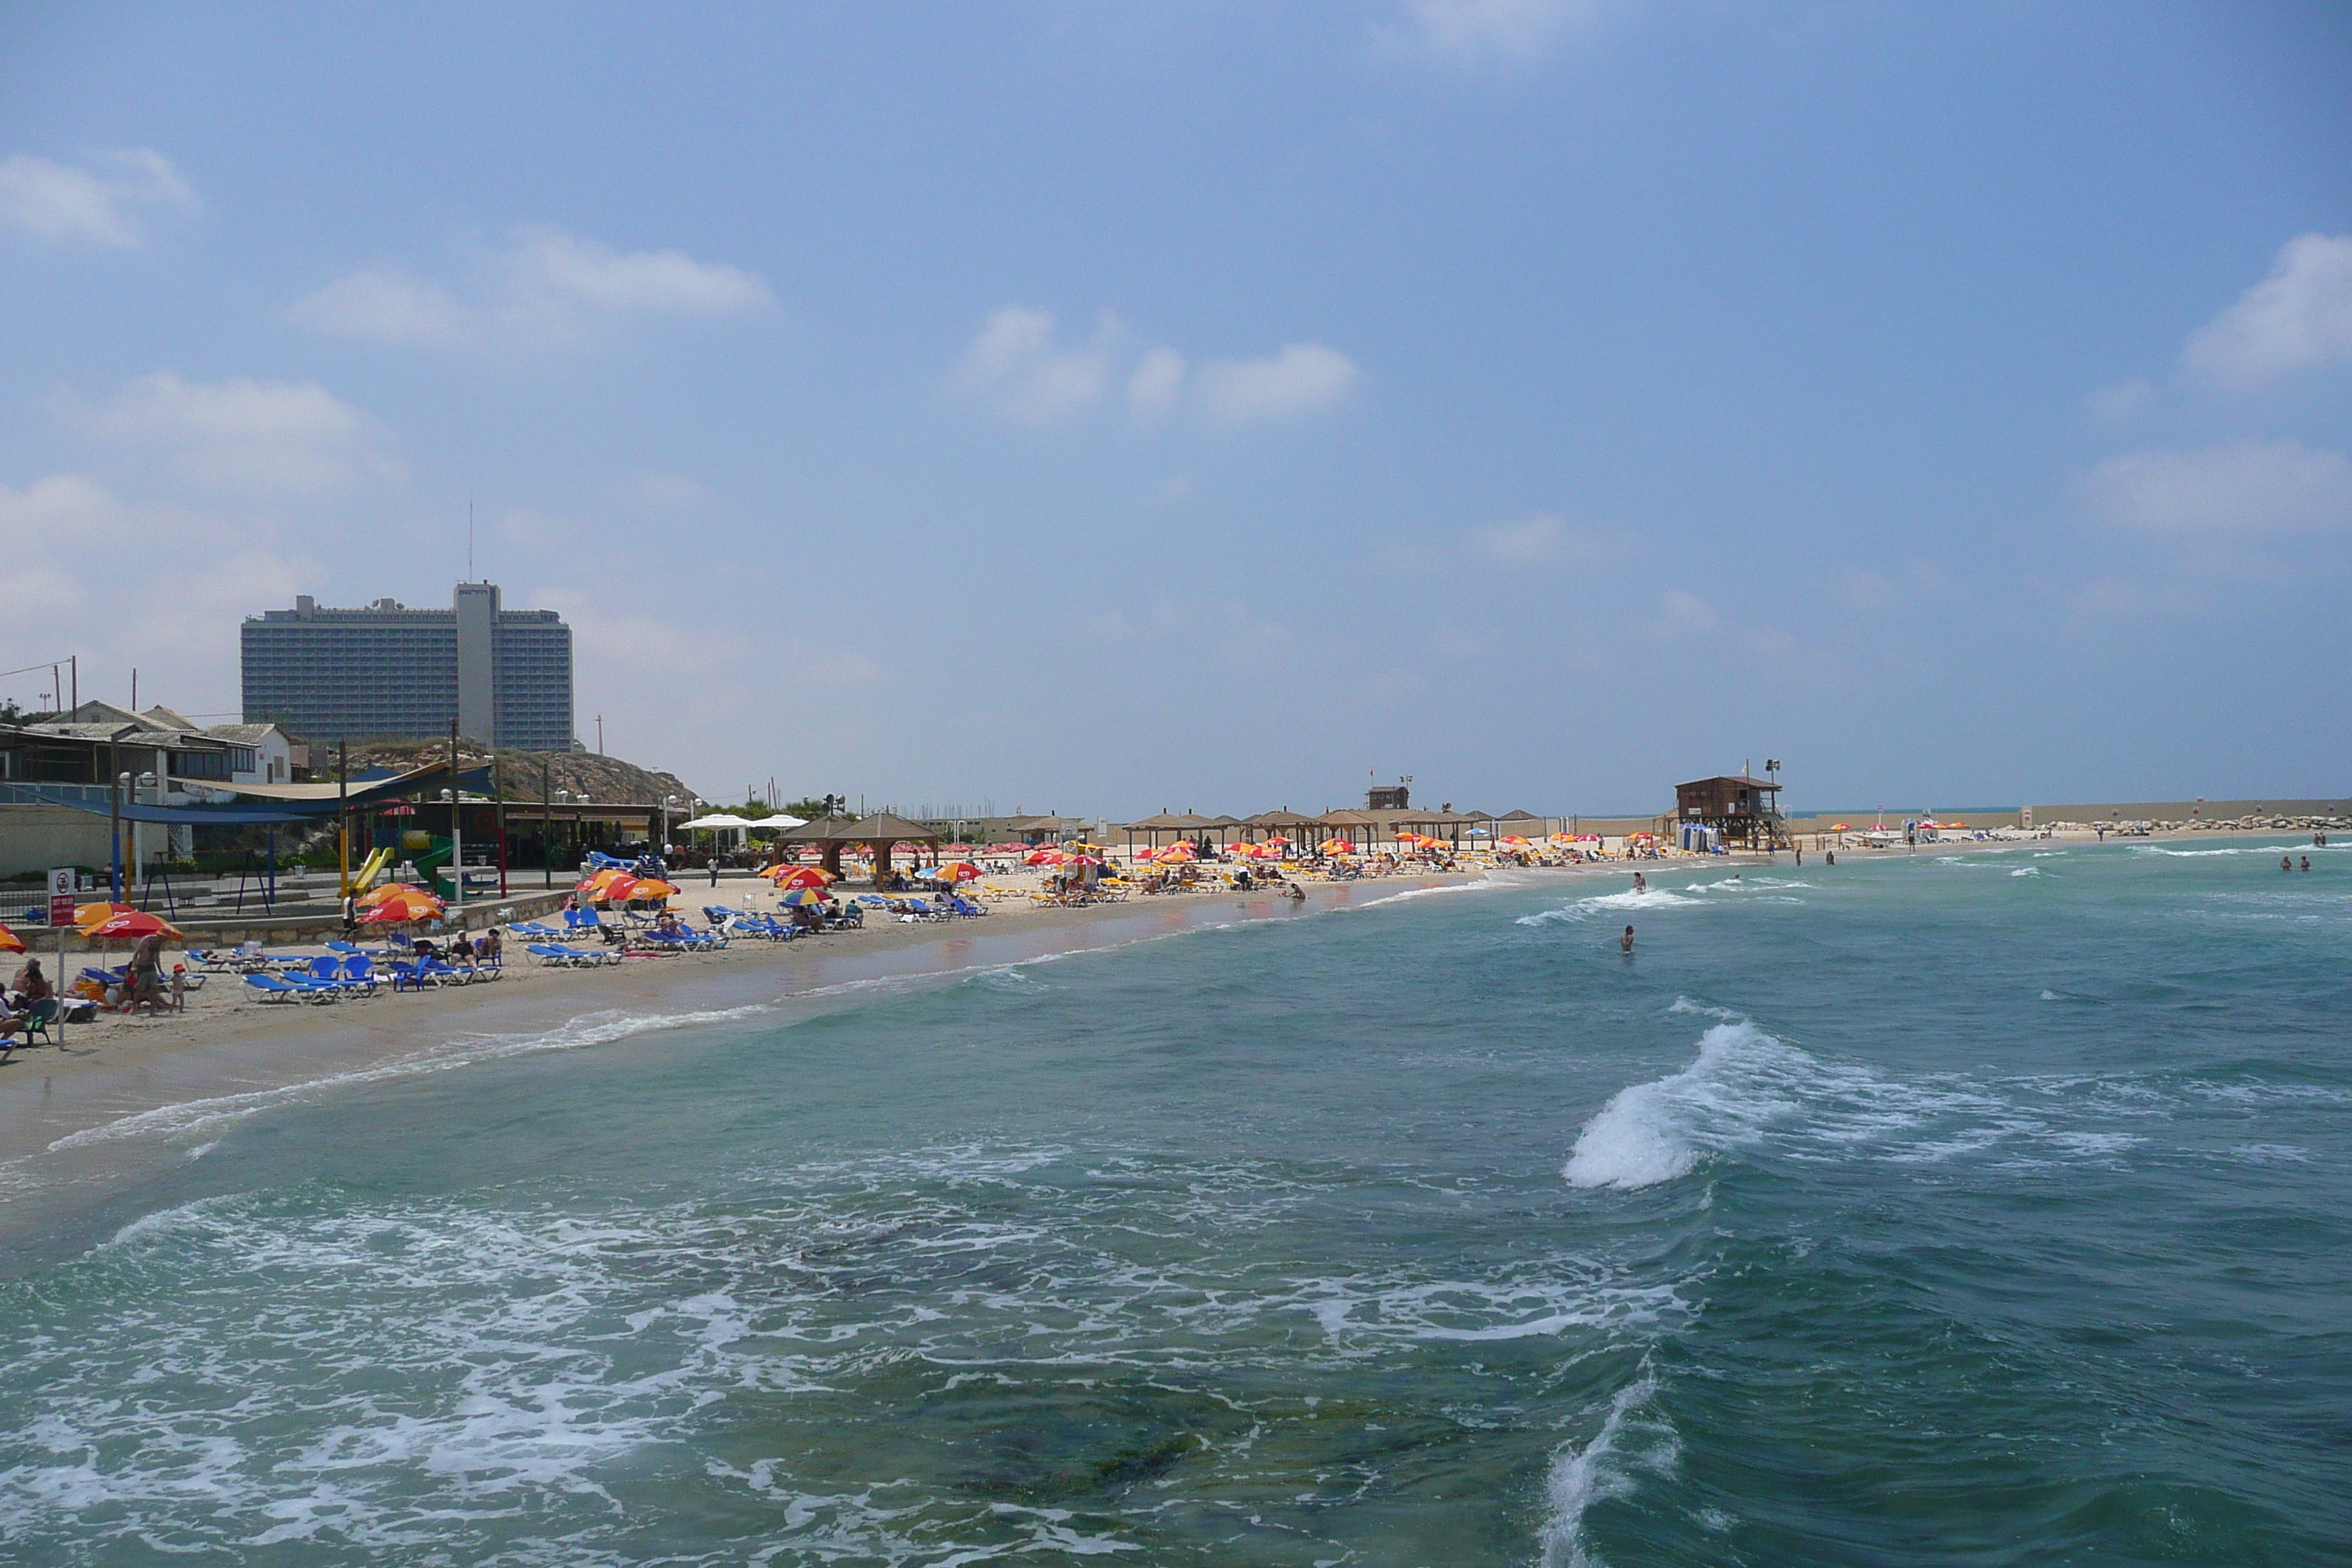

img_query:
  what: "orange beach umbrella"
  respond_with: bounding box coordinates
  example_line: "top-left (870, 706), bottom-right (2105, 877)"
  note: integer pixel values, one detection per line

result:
top-left (597, 875), bottom-right (677, 904)
top-left (86, 908), bottom-right (183, 941)
top-left (358, 886), bottom-right (445, 924)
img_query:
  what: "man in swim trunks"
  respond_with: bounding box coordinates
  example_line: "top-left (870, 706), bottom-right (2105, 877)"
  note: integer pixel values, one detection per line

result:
top-left (1621, 924), bottom-right (1635, 954)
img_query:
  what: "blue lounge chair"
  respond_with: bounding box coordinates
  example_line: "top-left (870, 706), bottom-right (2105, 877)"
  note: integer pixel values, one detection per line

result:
top-left (246, 972), bottom-right (332, 1003)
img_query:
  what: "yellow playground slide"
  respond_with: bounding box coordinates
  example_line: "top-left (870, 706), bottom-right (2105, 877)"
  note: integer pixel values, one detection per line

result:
top-left (349, 845), bottom-right (393, 892)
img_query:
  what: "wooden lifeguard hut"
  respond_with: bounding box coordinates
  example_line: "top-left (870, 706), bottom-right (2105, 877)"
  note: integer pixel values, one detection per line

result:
top-left (1674, 771), bottom-right (1788, 850)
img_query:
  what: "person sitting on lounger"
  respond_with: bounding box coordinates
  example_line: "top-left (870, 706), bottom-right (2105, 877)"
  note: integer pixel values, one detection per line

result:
top-left (655, 911), bottom-right (685, 937)
top-left (9, 958), bottom-right (51, 1010)
top-left (450, 932), bottom-right (477, 968)
top-left (478, 929), bottom-right (502, 966)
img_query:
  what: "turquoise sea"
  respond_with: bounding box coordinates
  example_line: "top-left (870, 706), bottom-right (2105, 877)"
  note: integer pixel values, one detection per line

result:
top-left (2, 840), bottom-right (2347, 1565)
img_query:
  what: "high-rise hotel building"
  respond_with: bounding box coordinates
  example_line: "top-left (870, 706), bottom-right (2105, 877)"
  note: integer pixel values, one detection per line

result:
top-left (240, 582), bottom-right (575, 750)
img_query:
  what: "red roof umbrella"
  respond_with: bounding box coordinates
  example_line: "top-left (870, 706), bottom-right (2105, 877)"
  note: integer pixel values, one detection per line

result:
top-left (598, 875), bottom-right (677, 904)
top-left (86, 909), bottom-right (183, 941)
top-left (359, 886), bottom-right (446, 924)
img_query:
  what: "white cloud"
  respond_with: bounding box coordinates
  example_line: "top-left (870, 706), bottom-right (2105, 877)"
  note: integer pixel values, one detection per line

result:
top-left (290, 227), bottom-right (772, 350)
top-left (2081, 440), bottom-right (2352, 536)
top-left (951, 310), bottom-right (1358, 429)
top-left (1127, 347), bottom-right (1187, 418)
top-left (1199, 343), bottom-right (1359, 426)
top-left (287, 266), bottom-right (467, 346)
top-left (1466, 512), bottom-right (1615, 564)
top-left (630, 472), bottom-right (707, 508)
top-left (1652, 588), bottom-right (1721, 637)
top-left (0, 148), bottom-right (196, 247)
top-left (1374, 0), bottom-right (1608, 68)
top-left (74, 372), bottom-right (402, 494)
top-left (951, 306), bottom-right (1114, 425)
top-left (2180, 233), bottom-right (2352, 393)
top-left (495, 227), bottom-right (770, 331)
top-left (0, 473), bottom-right (145, 549)
top-left (0, 475), bottom-right (315, 705)
top-left (2087, 378), bottom-right (2154, 423)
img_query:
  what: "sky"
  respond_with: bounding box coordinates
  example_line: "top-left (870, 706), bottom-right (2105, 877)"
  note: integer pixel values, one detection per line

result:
top-left (1, 1), bottom-right (2347, 816)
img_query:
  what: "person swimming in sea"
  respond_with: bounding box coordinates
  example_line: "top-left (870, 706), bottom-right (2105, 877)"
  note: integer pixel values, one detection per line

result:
top-left (2302, 856), bottom-right (2313, 872)
top-left (1632, 872), bottom-right (1646, 892)
top-left (1620, 924), bottom-right (1635, 954)
top-left (2283, 856), bottom-right (2294, 871)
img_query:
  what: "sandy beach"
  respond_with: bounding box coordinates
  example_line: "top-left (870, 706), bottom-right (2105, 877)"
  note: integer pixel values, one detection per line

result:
top-left (0, 829), bottom-right (2183, 1267)
top-left (2, 860), bottom-right (1523, 1263)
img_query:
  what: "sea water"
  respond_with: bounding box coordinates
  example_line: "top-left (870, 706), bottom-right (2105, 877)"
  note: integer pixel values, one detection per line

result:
top-left (1, 843), bottom-right (2347, 1564)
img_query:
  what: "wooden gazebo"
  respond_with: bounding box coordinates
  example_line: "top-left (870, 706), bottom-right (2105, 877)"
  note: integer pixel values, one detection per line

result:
top-left (777, 812), bottom-right (943, 882)
top-left (1243, 809), bottom-right (1318, 847)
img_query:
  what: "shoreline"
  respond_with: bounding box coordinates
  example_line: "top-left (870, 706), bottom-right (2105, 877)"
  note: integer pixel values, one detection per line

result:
top-left (0, 864), bottom-right (1556, 1264)
top-left (0, 829), bottom-right (2298, 1267)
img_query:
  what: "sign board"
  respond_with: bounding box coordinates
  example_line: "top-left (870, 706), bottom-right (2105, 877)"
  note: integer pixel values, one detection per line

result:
top-left (48, 867), bottom-right (74, 928)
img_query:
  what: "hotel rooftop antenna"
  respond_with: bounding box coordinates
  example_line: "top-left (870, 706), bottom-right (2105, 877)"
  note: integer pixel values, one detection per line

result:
top-left (467, 495), bottom-right (475, 581)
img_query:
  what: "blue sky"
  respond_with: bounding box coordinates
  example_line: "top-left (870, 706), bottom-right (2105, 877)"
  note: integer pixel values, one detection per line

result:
top-left (2, 2), bottom-right (2347, 814)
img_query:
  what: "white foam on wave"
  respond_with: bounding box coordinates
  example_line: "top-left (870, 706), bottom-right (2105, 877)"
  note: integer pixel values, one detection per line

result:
top-left (1519, 888), bottom-right (1704, 926)
top-left (1561, 1019), bottom-right (2173, 1189)
top-left (43, 1004), bottom-right (777, 1153)
top-left (2133, 841), bottom-right (2348, 857)
top-left (1665, 997), bottom-right (1745, 1022)
top-left (1353, 871), bottom-right (1526, 909)
top-left (1538, 1374), bottom-right (1678, 1568)
top-left (1564, 1022), bottom-right (1817, 1188)
top-left (1299, 1267), bottom-right (1682, 1349)
top-left (2010, 867), bottom-right (2041, 878)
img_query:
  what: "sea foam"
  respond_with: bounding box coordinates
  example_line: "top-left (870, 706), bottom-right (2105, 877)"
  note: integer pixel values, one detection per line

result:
top-left (1538, 1374), bottom-right (1678, 1568)
top-left (1564, 1022), bottom-right (1812, 1188)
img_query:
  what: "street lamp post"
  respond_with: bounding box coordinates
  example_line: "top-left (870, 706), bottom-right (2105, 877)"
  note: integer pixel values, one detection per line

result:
top-left (110, 771), bottom-right (129, 900)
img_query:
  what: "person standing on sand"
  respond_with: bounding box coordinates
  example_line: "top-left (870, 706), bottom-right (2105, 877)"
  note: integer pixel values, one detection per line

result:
top-left (127, 931), bottom-right (168, 1014)
top-left (709, 859), bottom-right (720, 887)
top-left (1621, 924), bottom-right (1635, 954)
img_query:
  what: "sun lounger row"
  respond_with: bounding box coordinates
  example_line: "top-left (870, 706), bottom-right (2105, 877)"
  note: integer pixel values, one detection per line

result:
top-left (526, 943), bottom-right (622, 968)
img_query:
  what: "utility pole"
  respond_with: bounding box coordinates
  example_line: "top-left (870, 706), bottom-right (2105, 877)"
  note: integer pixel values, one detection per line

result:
top-left (338, 739), bottom-right (350, 897)
top-left (595, 713), bottom-right (604, 755)
top-left (543, 755), bottom-right (554, 889)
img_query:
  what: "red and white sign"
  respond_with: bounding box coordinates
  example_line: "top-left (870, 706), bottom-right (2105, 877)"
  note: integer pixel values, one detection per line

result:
top-left (48, 867), bottom-right (73, 928)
